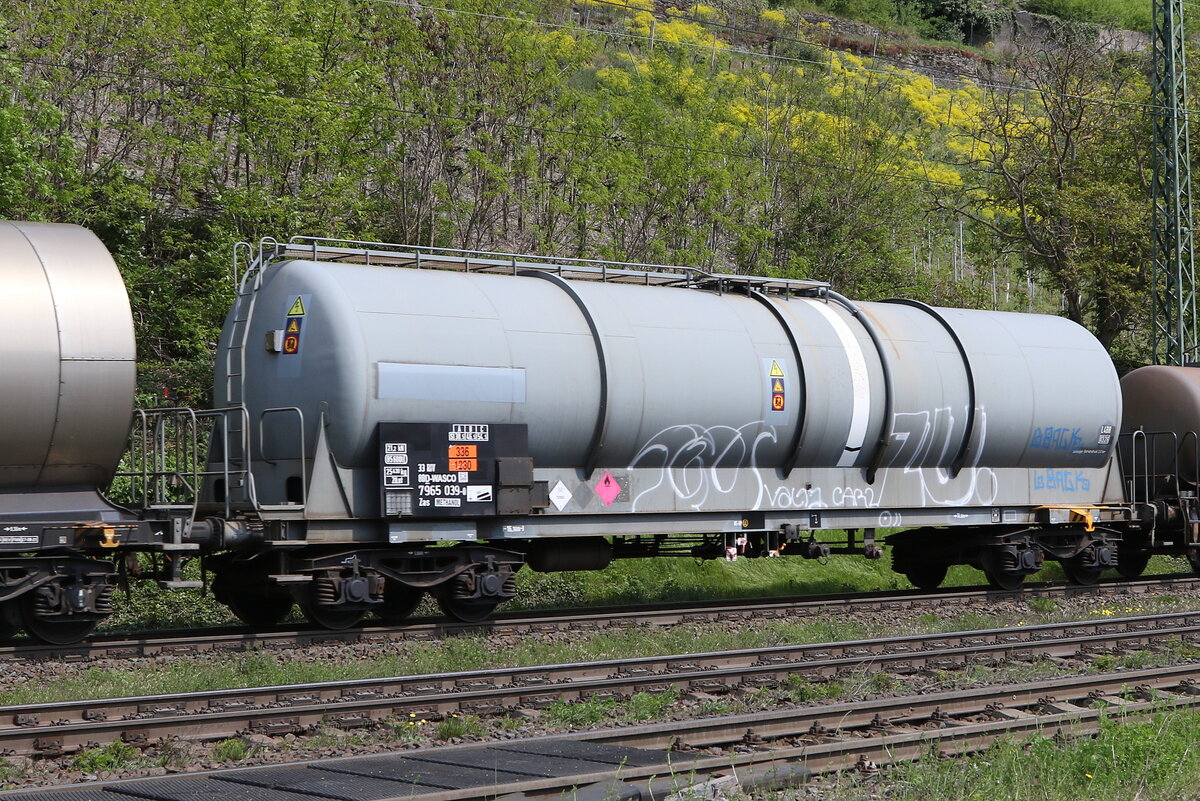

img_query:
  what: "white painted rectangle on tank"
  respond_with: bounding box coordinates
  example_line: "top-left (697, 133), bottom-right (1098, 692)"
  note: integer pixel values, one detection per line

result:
top-left (377, 362), bottom-right (527, 403)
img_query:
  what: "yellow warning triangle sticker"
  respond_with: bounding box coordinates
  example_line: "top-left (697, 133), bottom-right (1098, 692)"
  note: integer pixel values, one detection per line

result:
top-left (288, 296), bottom-right (306, 316)
top-left (769, 360), bottom-right (785, 378)
top-left (286, 319), bottom-right (300, 333)
top-left (773, 379), bottom-right (784, 393)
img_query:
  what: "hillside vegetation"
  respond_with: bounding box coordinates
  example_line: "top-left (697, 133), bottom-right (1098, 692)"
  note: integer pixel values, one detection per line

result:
top-left (789, 0), bottom-right (1152, 42)
top-left (0, 0), bottom-right (1158, 392)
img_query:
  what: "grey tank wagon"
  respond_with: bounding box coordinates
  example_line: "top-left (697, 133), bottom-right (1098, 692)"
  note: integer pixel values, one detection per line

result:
top-left (191, 235), bottom-right (1139, 625)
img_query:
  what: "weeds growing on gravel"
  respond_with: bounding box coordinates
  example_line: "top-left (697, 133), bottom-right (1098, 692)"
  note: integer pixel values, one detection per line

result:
top-left (815, 711), bottom-right (1200, 801)
top-left (547, 689), bottom-right (682, 727)
top-left (436, 713), bottom-right (485, 740)
top-left (0, 760), bottom-right (24, 786)
top-left (72, 741), bottom-right (138, 773)
top-left (1027, 597), bottom-right (1059, 614)
top-left (783, 676), bottom-right (845, 702)
top-left (211, 738), bottom-right (252, 762)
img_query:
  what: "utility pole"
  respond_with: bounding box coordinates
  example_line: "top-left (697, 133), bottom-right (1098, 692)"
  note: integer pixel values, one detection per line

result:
top-left (1151, 0), bottom-right (1197, 365)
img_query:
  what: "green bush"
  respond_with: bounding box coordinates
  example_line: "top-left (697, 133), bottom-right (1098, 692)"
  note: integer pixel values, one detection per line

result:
top-left (102, 557), bottom-right (238, 632)
top-left (890, 712), bottom-right (1200, 799)
top-left (1023, 0), bottom-right (1150, 30)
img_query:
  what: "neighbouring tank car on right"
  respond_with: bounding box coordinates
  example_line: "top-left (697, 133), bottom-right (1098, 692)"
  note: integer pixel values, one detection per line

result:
top-left (1118, 365), bottom-right (1200, 573)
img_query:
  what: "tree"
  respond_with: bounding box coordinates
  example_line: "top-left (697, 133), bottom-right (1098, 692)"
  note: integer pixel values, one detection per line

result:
top-left (953, 34), bottom-right (1151, 353)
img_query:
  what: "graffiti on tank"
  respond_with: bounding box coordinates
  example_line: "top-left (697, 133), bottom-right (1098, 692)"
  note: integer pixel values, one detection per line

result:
top-left (627, 422), bottom-right (887, 512)
top-left (1029, 426), bottom-right (1084, 451)
top-left (877, 509), bottom-right (902, 528)
top-left (885, 407), bottom-right (959, 468)
top-left (756, 483), bottom-right (882, 510)
top-left (627, 406), bottom-right (1000, 512)
top-left (758, 484), bottom-right (828, 510)
top-left (881, 406), bottom-right (999, 506)
top-left (831, 486), bottom-right (879, 506)
top-left (1033, 469), bottom-right (1091, 492)
top-left (628, 422), bottom-right (779, 512)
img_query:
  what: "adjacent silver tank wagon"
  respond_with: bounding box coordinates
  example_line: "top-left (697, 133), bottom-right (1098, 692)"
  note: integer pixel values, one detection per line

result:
top-left (0, 221), bottom-right (135, 489)
top-left (1121, 365), bottom-right (1200, 483)
top-left (0, 221), bottom-right (202, 644)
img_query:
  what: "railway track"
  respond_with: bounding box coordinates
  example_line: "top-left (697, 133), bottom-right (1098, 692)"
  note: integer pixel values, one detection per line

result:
top-left (8, 573), bottom-right (1196, 662)
top-left (2, 614), bottom-right (1199, 801)
top-left (550, 662), bottom-right (1200, 790)
top-left (2, 664), bottom-right (1190, 801)
top-left (2, 606), bottom-right (1198, 758)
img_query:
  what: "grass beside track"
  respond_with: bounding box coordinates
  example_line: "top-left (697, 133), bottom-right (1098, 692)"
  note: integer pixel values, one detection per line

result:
top-left (805, 710), bottom-right (1200, 801)
top-left (3, 576), bottom-right (1196, 705)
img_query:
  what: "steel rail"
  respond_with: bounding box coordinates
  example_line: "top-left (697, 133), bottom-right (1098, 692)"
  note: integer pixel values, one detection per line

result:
top-left (12, 665), bottom-right (1193, 801)
top-left (578, 662), bottom-right (1200, 751)
top-left (354, 665), bottom-right (1200, 801)
top-left (9, 573), bottom-right (1195, 662)
top-left (2, 609), bottom-right (1199, 757)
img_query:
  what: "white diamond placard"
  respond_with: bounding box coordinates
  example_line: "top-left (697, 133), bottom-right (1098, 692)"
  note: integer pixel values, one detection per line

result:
top-left (549, 480), bottom-right (572, 512)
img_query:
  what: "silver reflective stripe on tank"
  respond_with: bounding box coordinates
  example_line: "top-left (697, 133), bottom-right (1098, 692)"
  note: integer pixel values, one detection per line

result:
top-left (804, 299), bottom-right (871, 467)
top-left (377, 363), bottom-right (527, 403)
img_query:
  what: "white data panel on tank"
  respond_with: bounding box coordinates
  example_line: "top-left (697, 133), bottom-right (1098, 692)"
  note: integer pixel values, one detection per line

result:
top-left (377, 363), bottom-right (527, 403)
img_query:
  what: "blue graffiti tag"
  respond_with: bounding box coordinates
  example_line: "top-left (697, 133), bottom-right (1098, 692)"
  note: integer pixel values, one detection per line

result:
top-left (1032, 470), bottom-right (1092, 492)
top-left (1030, 427), bottom-right (1083, 451)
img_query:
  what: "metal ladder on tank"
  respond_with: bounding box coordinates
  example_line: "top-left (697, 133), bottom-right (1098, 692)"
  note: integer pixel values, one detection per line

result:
top-left (222, 239), bottom-right (273, 511)
top-left (223, 239), bottom-right (307, 518)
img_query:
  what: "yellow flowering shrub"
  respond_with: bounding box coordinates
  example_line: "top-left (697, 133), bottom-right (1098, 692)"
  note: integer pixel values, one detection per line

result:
top-left (628, 10), bottom-right (724, 48)
top-left (759, 8), bottom-right (787, 26)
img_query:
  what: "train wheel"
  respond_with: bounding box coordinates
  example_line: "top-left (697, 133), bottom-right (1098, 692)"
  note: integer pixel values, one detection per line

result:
top-left (301, 603), bottom-right (364, 630)
top-left (1116, 552), bottom-right (1150, 579)
top-left (20, 596), bottom-right (98, 645)
top-left (226, 590), bottom-right (294, 628)
top-left (212, 572), bottom-right (294, 627)
top-left (374, 582), bottom-right (423, 624)
top-left (984, 569), bottom-right (1025, 592)
top-left (436, 594), bottom-right (499, 624)
top-left (904, 563), bottom-right (948, 590)
top-left (0, 602), bottom-right (22, 640)
top-left (1062, 556), bottom-right (1103, 586)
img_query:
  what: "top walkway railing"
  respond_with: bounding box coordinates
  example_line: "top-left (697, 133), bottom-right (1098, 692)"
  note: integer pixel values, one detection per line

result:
top-left (233, 235), bottom-right (830, 298)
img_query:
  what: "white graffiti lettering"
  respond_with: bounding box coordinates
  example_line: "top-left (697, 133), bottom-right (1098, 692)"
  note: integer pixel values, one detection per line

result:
top-left (628, 422), bottom-right (779, 511)
top-left (881, 407), bottom-right (998, 506)
top-left (627, 405), bottom-right (999, 513)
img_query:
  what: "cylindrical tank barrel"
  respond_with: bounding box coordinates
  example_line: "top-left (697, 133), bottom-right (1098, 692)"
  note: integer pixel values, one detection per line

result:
top-left (224, 260), bottom-right (1120, 485)
top-left (0, 221), bottom-right (136, 489)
